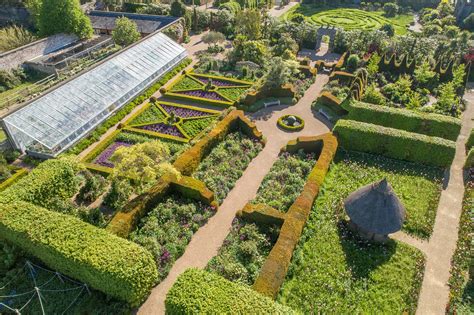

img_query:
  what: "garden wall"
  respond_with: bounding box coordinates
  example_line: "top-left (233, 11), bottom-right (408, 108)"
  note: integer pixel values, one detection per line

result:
top-left (334, 119), bottom-right (456, 167)
top-left (242, 134), bottom-right (338, 298)
top-left (343, 101), bottom-right (462, 141)
top-left (165, 269), bottom-right (296, 314)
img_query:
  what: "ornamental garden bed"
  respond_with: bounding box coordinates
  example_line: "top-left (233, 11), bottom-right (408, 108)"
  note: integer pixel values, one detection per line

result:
top-left (277, 115), bottom-right (305, 132)
top-left (277, 150), bottom-right (441, 313)
top-left (130, 194), bottom-right (217, 283)
top-left (164, 72), bottom-right (254, 107)
top-left (193, 131), bottom-right (263, 203)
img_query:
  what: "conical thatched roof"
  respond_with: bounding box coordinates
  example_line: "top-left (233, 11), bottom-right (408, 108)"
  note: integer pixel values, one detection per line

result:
top-left (344, 179), bottom-right (406, 235)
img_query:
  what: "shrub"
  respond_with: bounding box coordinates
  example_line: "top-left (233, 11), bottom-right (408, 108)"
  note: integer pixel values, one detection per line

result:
top-left (103, 179), bottom-right (133, 210)
top-left (383, 2), bottom-right (399, 17)
top-left (346, 54), bottom-right (360, 72)
top-left (0, 156), bottom-right (81, 208)
top-left (343, 101), bottom-right (461, 140)
top-left (465, 148), bottom-right (474, 168)
top-left (361, 84), bottom-right (386, 105)
top-left (466, 129), bottom-right (474, 150)
top-left (77, 171), bottom-right (107, 203)
top-left (334, 119), bottom-right (456, 167)
top-left (165, 268), bottom-right (296, 314)
top-left (0, 201), bottom-right (158, 306)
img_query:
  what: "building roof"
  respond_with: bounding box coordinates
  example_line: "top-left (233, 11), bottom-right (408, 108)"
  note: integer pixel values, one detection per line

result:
top-left (88, 11), bottom-right (179, 34)
top-left (2, 32), bottom-right (187, 157)
top-left (344, 179), bottom-right (406, 235)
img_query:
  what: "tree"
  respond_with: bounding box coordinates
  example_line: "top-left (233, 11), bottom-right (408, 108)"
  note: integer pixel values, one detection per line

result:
top-left (434, 81), bottom-right (459, 116)
top-left (367, 52), bottom-right (381, 79)
top-left (230, 36), bottom-right (268, 65)
top-left (414, 61), bottom-right (438, 90)
top-left (346, 54), bottom-right (360, 72)
top-left (380, 23), bottom-right (395, 37)
top-left (112, 17), bottom-right (141, 46)
top-left (111, 141), bottom-right (179, 191)
top-left (263, 56), bottom-right (299, 91)
top-left (38, 0), bottom-right (93, 39)
top-left (383, 3), bottom-right (398, 17)
top-left (361, 83), bottom-right (386, 106)
top-left (235, 9), bottom-right (261, 40)
top-left (202, 31), bottom-right (225, 47)
top-left (273, 32), bottom-right (298, 57)
top-left (171, 0), bottom-right (187, 17)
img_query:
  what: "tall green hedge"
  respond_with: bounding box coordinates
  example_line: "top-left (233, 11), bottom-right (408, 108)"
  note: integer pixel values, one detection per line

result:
top-left (334, 120), bottom-right (456, 167)
top-left (0, 156), bottom-right (81, 207)
top-left (0, 201), bottom-right (158, 306)
top-left (466, 129), bottom-right (474, 150)
top-left (465, 148), bottom-right (474, 168)
top-left (165, 269), bottom-right (296, 314)
top-left (343, 101), bottom-right (461, 141)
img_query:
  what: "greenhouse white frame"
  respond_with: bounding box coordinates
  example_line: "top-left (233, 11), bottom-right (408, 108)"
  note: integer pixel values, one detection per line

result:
top-left (2, 32), bottom-right (187, 158)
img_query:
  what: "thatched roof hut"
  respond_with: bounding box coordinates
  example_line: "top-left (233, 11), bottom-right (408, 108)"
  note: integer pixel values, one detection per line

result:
top-left (344, 178), bottom-right (406, 242)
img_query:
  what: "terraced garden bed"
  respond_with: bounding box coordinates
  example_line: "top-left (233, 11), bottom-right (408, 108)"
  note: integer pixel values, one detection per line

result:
top-left (193, 131), bottom-right (263, 203)
top-left (277, 150), bottom-right (439, 313)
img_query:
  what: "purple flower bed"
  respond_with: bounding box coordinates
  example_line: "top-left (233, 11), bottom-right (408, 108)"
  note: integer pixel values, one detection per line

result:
top-left (93, 141), bottom-right (132, 168)
top-left (161, 104), bottom-right (211, 118)
top-left (194, 76), bottom-right (245, 87)
top-left (176, 90), bottom-right (227, 102)
top-left (138, 122), bottom-right (184, 138)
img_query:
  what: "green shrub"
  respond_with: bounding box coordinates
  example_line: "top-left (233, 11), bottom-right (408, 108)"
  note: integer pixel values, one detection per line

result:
top-left (343, 101), bottom-right (461, 141)
top-left (165, 268), bottom-right (296, 314)
top-left (103, 179), bottom-right (133, 210)
top-left (77, 170), bottom-right (107, 203)
top-left (0, 156), bottom-right (81, 208)
top-left (0, 201), bottom-right (158, 306)
top-left (334, 119), bottom-right (456, 167)
top-left (466, 128), bottom-right (474, 150)
top-left (465, 148), bottom-right (474, 168)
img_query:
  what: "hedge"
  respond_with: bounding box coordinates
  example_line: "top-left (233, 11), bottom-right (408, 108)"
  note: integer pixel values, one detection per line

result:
top-left (465, 148), bottom-right (474, 168)
top-left (67, 58), bottom-right (192, 155)
top-left (165, 269), bottom-right (296, 314)
top-left (343, 101), bottom-right (461, 141)
top-left (0, 201), bottom-right (158, 306)
top-left (253, 134), bottom-right (338, 298)
top-left (0, 156), bottom-right (81, 207)
top-left (466, 128), bottom-right (474, 150)
top-left (0, 168), bottom-right (28, 192)
top-left (277, 114), bottom-right (305, 131)
top-left (333, 120), bottom-right (456, 167)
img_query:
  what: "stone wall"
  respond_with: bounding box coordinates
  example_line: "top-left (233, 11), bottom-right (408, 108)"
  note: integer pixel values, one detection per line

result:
top-left (0, 34), bottom-right (78, 71)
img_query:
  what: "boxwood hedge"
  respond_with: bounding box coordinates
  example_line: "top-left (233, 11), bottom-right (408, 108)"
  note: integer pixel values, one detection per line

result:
top-left (165, 269), bottom-right (296, 314)
top-left (0, 201), bottom-right (158, 306)
top-left (0, 156), bottom-right (81, 207)
top-left (343, 101), bottom-right (461, 141)
top-left (334, 120), bottom-right (456, 167)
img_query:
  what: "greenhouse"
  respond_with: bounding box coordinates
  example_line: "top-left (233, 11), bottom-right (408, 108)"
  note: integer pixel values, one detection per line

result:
top-left (1, 32), bottom-right (187, 157)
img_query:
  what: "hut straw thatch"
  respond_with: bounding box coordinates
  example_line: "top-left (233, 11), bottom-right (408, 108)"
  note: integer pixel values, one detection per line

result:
top-left (344, 178), bottom-right (406, 236)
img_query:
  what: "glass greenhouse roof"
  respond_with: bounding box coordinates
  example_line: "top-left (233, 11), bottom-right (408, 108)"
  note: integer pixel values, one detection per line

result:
top-left (2, 32), bottom-right (187, 157)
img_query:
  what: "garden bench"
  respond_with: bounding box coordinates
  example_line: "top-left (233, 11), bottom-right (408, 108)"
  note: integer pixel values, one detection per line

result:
top-left (318, 108), bottom-right (332, 121)
top-left (264, 99), bottom-right (280, 108)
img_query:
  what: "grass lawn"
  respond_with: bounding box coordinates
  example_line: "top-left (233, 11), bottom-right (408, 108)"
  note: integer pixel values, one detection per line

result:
top-left (282, 5), bottom-right (413, 35)
top-left (278, 150), bottom-right (431, 313)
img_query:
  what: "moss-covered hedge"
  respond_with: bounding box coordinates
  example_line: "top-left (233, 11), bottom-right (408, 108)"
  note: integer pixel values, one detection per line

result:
top-left (0, 201), bottom-right (158, 306)
top-left (165, 269), bottom-right (296, 314)
top-left (343, 101), bottom-right (461, 141)
top-left (0, 157), bottom-right (81, 207)
top-left (334, 119), bottom-right (456, 167)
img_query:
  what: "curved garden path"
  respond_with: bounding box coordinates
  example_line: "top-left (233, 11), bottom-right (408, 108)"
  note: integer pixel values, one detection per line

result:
top-left (138, 75), bottom-right (330, 315)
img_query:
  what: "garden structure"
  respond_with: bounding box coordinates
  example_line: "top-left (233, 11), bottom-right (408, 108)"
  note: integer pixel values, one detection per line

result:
top-left (277, 114), bottom-right (305, 131)
top-left (344, 178), bottom-right (406, 243)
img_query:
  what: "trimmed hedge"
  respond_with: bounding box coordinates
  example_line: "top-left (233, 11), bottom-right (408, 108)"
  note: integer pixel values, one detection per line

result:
top-left (0, 157), bottom-right (81, 207)
top-left (277, 114), bottom-right (305, 131)
top-left (0, 168), bottom-right (28, 192)
top-left (0, 201), bottom-right (158, 306)
top-left (165, 268), bottom-right (296, 314)
top-left (334, 120), bottom-right (456, 167)
top-left (465, 148), bottom-right (474, 168)
top-left (253, 134), bottom-right (338, 298)
top-left (466, 128), bottom-right (474, 150)
top-left (343, 101), bottom-right (461, 141)
top-left (68, 58), bottom-right (192, 155)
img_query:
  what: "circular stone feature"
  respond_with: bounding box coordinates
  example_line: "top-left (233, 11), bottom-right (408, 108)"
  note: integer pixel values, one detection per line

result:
top-left (278, 114), bottom-right (305, 131)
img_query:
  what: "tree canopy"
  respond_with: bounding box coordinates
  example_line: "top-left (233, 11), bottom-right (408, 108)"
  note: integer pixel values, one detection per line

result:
top-left (112, 17), bottom-right (141, 46)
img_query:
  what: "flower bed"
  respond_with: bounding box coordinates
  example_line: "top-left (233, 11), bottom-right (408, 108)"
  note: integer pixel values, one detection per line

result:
top-left (277, 150), bottom-right (438, 313)
top-left (193, 131), bottom-right (263, 203)
top-left (252, 151), bottom-right (317, 213)
top-left (277, 115), bottom-right (305, 132)
top-left (130, 195), bottom-right (216, 282)
top-left (93, 141), bottom-right (132, 168)
top-left (165, 72), bottom-right (253, 107)
top-left (206, 218), bottom-right (280, 285)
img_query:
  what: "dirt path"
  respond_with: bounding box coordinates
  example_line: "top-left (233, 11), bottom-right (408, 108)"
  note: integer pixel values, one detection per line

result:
top-left (137, 75), bottom-right (330, 315)
top-left (413, 90), bottom-right (474, 314)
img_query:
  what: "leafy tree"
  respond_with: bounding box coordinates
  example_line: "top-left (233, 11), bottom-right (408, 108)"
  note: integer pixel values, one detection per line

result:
top-left (38, 0), bottom-right (93, 39)
top-left (111, 141), bottom-right (179, 191)
top-left (24, 0), bottom-right (42, 28)
top-left (380, 23), bottom-right (395, 37)
top-left (112, 17), bottom-right (141, 46)
top-left (406, 91), bottom-right (423, 110)
top-left (361, 83), bottom-right (386, 106)
top-left (103, 0), bottom-right (123, 11)
top-left (346, 54), bottom-right (360, 72)
top-left (414, 61), bottom-right (438, 90)
top-left (202, 31), bottom-right (226, 47)
top-left (383, 3), bottom-right (398, 17)
top-left (382, 75), bottom-right (413, 105)
top-left (262, 56), bottom-right (299, 91)
top-left (171, 0), bottom-right (187, 17)
top-left (367, 52), bottom-right (381, 79)
top-left (235, 9), bottom-right (261, 40)
top-left (230, 35), bottom-right (268, 65)
top-left (452, 63), bottom-right (466, 93)
top-left (434, 81), bottom-right (459, 116)
top-left (210, 9), bottom-right (235, 35)
top-left (272, 32), bottom-right (298, 57)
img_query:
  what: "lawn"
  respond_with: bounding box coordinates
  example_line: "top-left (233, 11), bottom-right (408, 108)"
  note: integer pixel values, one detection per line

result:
top-left (282, 5), bottom-right (413, 35)
top-left (277, 150), bottom-right (436, 313)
